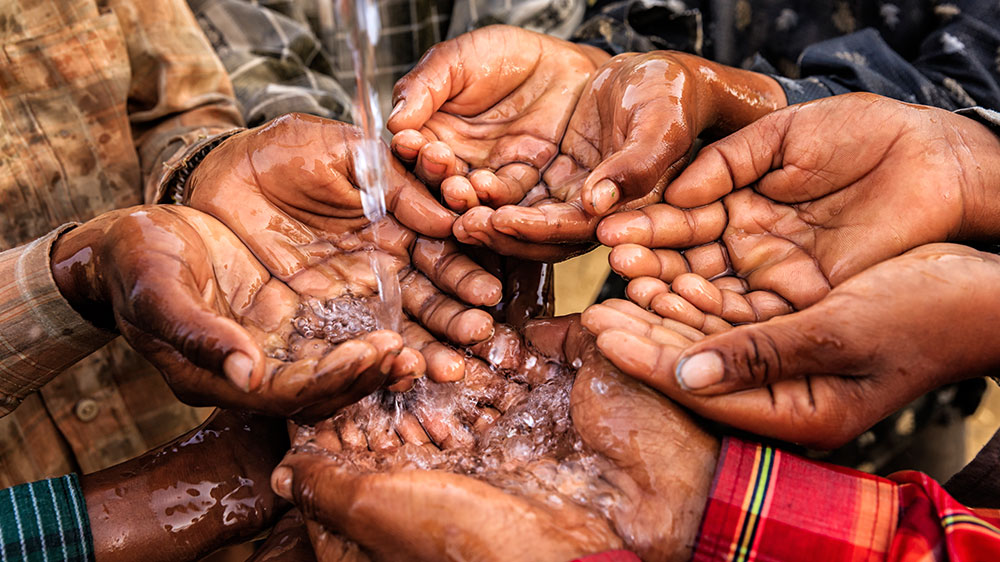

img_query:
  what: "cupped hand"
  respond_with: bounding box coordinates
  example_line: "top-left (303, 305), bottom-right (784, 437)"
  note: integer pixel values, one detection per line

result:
top-left (272, 316), bottom-right (719, 562)
top-left (452, 50), bottom-right (783, 260)
top-left (187, 114), bottom-right (504, 381)
top-left (388, 25), bottom-right (609, 198)
top-left (51, 205), bottom-right (422, 420)
top-left (583, 244), bottom-right (1000, 449)
top-left (600, 93), bottom-right (1000, 310)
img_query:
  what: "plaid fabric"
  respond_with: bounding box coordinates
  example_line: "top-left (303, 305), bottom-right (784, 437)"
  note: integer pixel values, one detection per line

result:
top-left (188, 0), bottom-right (587, 127)
top-left (0, 474), bottom-right (94, 562)
top-left (0, 228), bottom-right (115, 417)
top-left (690, 437), bottom-right (1000, 562)
top-left (0, 0), bottom-right (232, 486)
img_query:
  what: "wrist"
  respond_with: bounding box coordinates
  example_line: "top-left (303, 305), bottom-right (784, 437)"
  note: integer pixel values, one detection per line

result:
top-left (952, 111), bottom-right (1000, 242)
top-left (668, 52), bottom-right (787, 138)
top-left (50, 217), bottom-right (116, 331)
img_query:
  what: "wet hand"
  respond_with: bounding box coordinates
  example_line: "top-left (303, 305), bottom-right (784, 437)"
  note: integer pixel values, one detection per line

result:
top-left (600, 93), bottom-right (1000, 309)
top-left (272, 316), bottom-right (718, 561)
top-left (51, 205), bottom-right (422, 420)
top-left (187, 115), bottom-right (504, 381)
top-left (453, 51), bottom-right (783, 260)
top-left (583, 244), bottom-right (1000, 449)
top-left (388, 24), bottom-right (610, 199)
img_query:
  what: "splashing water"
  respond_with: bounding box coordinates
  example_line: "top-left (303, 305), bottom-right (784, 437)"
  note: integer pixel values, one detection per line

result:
top-left (322, 0), bottom-right (401, 331)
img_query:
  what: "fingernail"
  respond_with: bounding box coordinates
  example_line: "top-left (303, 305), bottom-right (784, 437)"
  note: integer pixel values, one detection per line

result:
top-left (223, 351), bottom-right (254, 392)
top-left (271, 466), bottom-right (293, 499)
top-left (388, 102), bottom-right (404, 122)
top-left (593, 179), bottom-right (620, 215)
top-left (675, 351), bottom-right (724, 390)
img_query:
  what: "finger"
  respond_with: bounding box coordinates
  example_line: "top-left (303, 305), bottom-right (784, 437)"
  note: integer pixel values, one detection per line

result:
top-left (467, 164), bottom-right (540, 208)
top-left (596, 203), bottom-right (726, 248)
top-left (388, 42), bottom-right (459, 132)
top-left (581, 100), bottom-right (693, 215)
top-left (414, 141), bottom-right (463, 185)
top-left (664, 109), bottom-right (791, 208)
top-left (411, 237), bottom-right (502, 307)
top-left (595, 329), bottom-right (687, 389)
top-left (400, 271), bottom-right (495, 345)
top-left (441, 176), bottom-right (481, 212)
top-left (390, 347), bottom-right (426, 382)
top-left (385, 157), bottom-right (457, 239)
top-left (581, 304), bottom-right (697, 349)
top-left (609, 244), bottom-right (690, 281)
top-left (267, 331), bottom-right (403, 420)
top-left (122, 263), bottom-right (267, 393)
top-left (671, 273), bottom-right (724, 316)
top-left (669, 302), bottom-right (868, 396)
top-left (490, 202), bottom-right (599, 244)
top-left (390, 128), bottom-right (430, 163)
top-left (454, 207), bottom-right (590, 261)
top-left (399, 320), bottom-right (466, 382)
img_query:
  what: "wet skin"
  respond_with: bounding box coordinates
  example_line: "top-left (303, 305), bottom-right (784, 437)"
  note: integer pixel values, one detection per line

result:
top-left (451, 50), bottom-right (785, 262)
top-left (83, 410), bottom-right (288, 562)
top-left (600, 93), bottom-right (1000, 315)
top-left (52, 205), bottom-right (428, 420)
top-left (583, 243), bottom-right (1000, 449)
top-left (185, 114), bottom-right (508, 383)
top-left (273, 316), bottom-right (719, 562)
top-left (388, 25), bottom-right (610, 195)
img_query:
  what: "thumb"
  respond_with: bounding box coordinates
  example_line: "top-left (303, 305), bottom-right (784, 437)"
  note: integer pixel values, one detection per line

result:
top-left (119, 269), bottom-right (265, 393)
top-left (387, 42), bottom-right (459, 133)
top-left (581, 123), bottom-right (690, 216)
top-left (664, 106), bottom-right (792, 208)
top-left (673, 301), bottom-right (864, 395)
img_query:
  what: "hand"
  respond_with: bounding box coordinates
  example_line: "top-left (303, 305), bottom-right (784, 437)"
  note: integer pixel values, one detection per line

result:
top-left (272, 316), bottom-right (719, 561)
top-left (583, 244), bottom-right (1000, 449)
top-left (388, 25), bottom-right (609, 195)
top-left (452, 50), bottom-right (784, 261)
top-left (52, 205), bottom-right (420, 420)
top-left (599, 93), bottom-right (1000, 310)
top-left (83, 410), bottom-right (289, 562)
top-left (187, 114), bottom-right (505, 381)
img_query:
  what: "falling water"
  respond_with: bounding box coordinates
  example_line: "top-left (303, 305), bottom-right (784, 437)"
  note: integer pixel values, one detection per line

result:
top-left (322, 0), bottom-right (401, 331)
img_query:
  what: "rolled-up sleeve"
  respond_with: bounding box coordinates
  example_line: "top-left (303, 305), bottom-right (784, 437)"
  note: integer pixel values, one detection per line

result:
top-left (0, 227), bottom-right (115, 417)
top-left (107, 0), bottom-right (245, 203)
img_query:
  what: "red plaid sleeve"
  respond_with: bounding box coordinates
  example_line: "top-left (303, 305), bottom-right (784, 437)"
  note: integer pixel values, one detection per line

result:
top-left (692, 437), bottom-right (1000, 562)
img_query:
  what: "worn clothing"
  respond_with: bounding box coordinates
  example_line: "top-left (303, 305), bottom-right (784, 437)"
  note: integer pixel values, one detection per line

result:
top-left (575, 0), bottom-right (1000, 110)
top-left (0, 474), bottom-right (93, 562)
top-left (188, 0), bottom-right (588, 127)
top-left (0, 0), bottom-right (242, 487)
top-left (692, 437), bottom-right (1000, 562)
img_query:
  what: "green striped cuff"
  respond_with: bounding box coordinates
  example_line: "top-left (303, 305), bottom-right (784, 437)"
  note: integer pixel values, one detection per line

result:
top-left (0, 474), bottom-right (94, 562)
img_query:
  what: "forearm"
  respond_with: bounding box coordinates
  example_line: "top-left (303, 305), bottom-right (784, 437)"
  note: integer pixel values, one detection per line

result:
top-left (668, 52), bottom-right (787, 139)
top-left (82, 410), bottom-right (288, 562)
top-left (0, 227), bottom-right (116, 416)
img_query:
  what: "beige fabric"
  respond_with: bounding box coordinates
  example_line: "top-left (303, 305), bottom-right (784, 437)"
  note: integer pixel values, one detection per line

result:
top-left (0, 0), bottom-right (240, 486)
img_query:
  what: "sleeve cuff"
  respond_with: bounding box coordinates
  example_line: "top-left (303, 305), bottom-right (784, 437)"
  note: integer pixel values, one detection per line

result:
top-left (146, 126), bottom-right (245, 204)
top-left (0, 226), bottom-right (116, 415)
top-left (692, 437), bottom-right (898, 561)
top-left (0, 473), bottom-right (95, 561)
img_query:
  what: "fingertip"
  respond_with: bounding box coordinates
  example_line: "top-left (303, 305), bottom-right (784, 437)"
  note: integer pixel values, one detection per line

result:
top-left (453, 309), bottom-right (495, 345)
top-left (271, 465), bottom-right (293, 500)
top-left (441, 176), bottom-right (479, 212)
top-left (223, 351), bottom-right (255, 392)
top-left (584, 178), bottom-right (621, 216)
top-left (425, 344), bottom-right (466, 382)
top-left (609, 244), bottom-right (659, 279)
top-left (596, 210), bottom-right (650, 246)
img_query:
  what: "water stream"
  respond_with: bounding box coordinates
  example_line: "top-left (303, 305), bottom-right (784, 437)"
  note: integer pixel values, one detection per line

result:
top-left (322, 0), bottom-right (402, 332)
